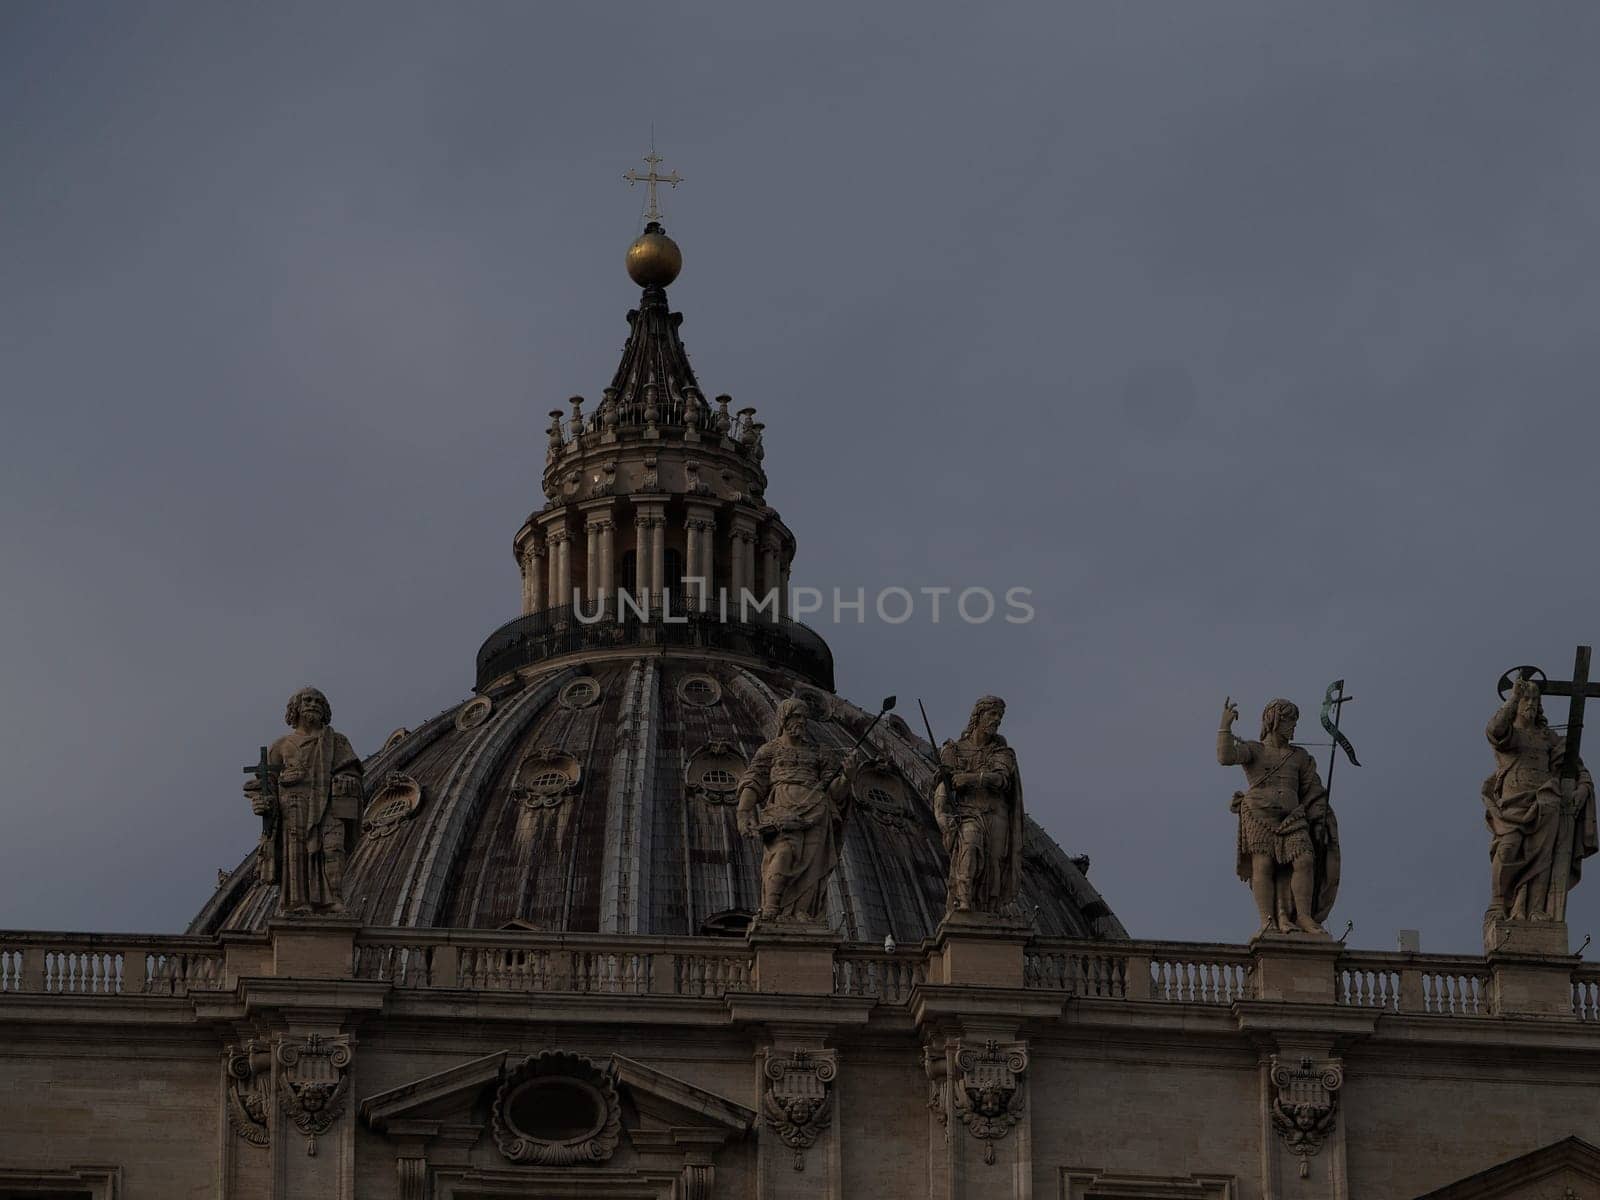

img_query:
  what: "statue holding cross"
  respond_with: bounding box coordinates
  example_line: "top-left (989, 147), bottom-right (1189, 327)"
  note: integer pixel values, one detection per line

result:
top-left (243, 687), bottom-right (365, 917)
top-left (1484, 647), bottom-right (1599, 934)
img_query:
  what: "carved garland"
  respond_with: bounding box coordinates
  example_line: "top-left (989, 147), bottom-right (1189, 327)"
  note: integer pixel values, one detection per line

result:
top-left (275, 1034), bottom-right (352, 1156)
top-left (1269, 1056), bottom-right (1344, 1179)
top-left (761, 1049), bottom-right (837, 1172)
top-left (953, 1040), bottom-right (1028, 1165)
top-left (491, 1051), bottom-right (622, 1166)
top-left (923, 1043), bottom-right (949, 1137)
top-left (225, 1040), bottom-right (271, 1147)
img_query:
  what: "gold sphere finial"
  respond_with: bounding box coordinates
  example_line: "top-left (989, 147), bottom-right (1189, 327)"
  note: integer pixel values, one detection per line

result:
top-left (626, 221), bottom-right (682, 289)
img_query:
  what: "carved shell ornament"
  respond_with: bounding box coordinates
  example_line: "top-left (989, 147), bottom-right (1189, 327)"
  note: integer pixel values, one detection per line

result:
top-left (491, 1051), bottom-right (622, 1166)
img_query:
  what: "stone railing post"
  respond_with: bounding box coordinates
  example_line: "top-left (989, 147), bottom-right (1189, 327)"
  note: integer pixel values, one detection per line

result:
top-left (1397, 960), bottom-right (1426, 1012)
top-left (270, 916), bottom-right (360, 980)
top-left (1122, 951), bottom-right (1152, 1001)
top-left (1248, 932), bottom-right (1341, 1004)
top-left (748, 923), bottom-right (839, 995)
top-left (19, 943), bottom-right (45, 992)
top-left (430, 944), bottom-right (459, 988)
top-left (1484, 918), bottom-right (1577, 1017)
top-left (930, 912), bottom-right (1032, 989)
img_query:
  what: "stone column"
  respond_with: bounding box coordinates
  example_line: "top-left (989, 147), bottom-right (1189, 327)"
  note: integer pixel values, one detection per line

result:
top-left (759, 531), bottom-right (782, 621)
top-left (728, 950), bottom-right (847, 1200)
top-left (779, 559), bottom-right (791, 619)
top-left (223, 923), bottom-right (388, 1200)
top-left (269, 1030), bottom-right (358, 1200)
top-left (519, 539), bottom-right (545, 615)
top-left (1258, 1047), bottom-right (1348, 1197)
top-left (685, 517), bottom-right (702, 604)
top-left (685, 503), bottom-right (717, 612)
top-left (944, 1031), bottom-right (1032, 1200)
top-left (531, 547), bottom-right (550, 620)
top-left (731, 509), bottom-right (759, 613)
top-left (599, 519), bottom-right (615, 605)
top-left (545, 534), bottom-right (561, 611)
top-left (1238, 935), bottom-right (1371, 1200)
top-left (707, 518), bottom-right (720, 611)
top-left (634, 510), bottom-right (653, 600)
top-left (559, 532), bottom-right (573, 610)
top-left (914, 916), bottom-right (1058, 1200)
top-left (650, 516), bottom-right (665, 607)
top-left (586, 520), bottom-right (600, 603)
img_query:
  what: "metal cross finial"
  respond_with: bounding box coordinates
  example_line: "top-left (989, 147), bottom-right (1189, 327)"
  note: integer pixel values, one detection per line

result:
top-left (623, 148), bottom-right (683, 224)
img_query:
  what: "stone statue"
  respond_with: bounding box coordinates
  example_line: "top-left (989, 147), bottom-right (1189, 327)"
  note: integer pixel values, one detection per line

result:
top-left (933, 696), bottom-right (1024, 915)
top-left (245, 687), bottom-right (364, 916)
top-left (1218, 697), bottom-right (1340, 935)
top-left (736, 697), bottom-right (862, 923)
top-left (1483, 677), bottom-right (1597, 922)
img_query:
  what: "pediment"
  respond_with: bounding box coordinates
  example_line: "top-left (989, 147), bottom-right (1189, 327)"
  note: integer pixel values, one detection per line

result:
top-left (360, 1049), bottom-right (754, 1144)
top-left (1414, 1137), bottom-right (1600, 1199)
top-left (362, 1051), bottom-right (509, 1129)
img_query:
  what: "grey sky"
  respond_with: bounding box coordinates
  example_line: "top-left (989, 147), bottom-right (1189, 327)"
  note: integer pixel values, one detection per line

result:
top-left (3, 2), bottom-right (1599, 953)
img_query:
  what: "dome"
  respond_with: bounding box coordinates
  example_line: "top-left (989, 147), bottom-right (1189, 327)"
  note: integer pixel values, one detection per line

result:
top-left (193, 654), bottom-right (1124, 940)
top-left (191, 217), bottom-right (1124, 944)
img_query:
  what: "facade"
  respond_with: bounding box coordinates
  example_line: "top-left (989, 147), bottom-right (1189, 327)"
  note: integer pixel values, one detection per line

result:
top-left (3, 222), bottom-right (1600, 1200)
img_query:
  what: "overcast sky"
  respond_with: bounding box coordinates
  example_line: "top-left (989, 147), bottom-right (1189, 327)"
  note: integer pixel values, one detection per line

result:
top-left (4, 2), bottom-right (1599, 955)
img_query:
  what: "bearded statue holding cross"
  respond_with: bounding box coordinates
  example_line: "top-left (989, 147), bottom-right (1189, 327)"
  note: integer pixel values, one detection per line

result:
top-left (243, 687), bottom-right (364, 917)
top-left (1484, 673), bottom-right (1598, 925)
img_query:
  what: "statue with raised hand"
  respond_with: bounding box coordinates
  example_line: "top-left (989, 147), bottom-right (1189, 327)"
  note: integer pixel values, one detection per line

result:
top-left (1218, 696), bottom-right (1339, 935)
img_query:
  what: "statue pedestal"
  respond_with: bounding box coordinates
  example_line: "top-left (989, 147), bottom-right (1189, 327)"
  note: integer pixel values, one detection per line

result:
top-left (931, 910), bottom-right (1034, 989)
top-left (269, 914), bottom-right (360, 980)
top-left (1248, 929), bottom-right (1341, 1005)
top-left (1484, 917), bottom-right (1576, 1018)
top-left (1483, 914), bottom-right (1569, 957)
top-left (748, 920), bottom-right (839, 995)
